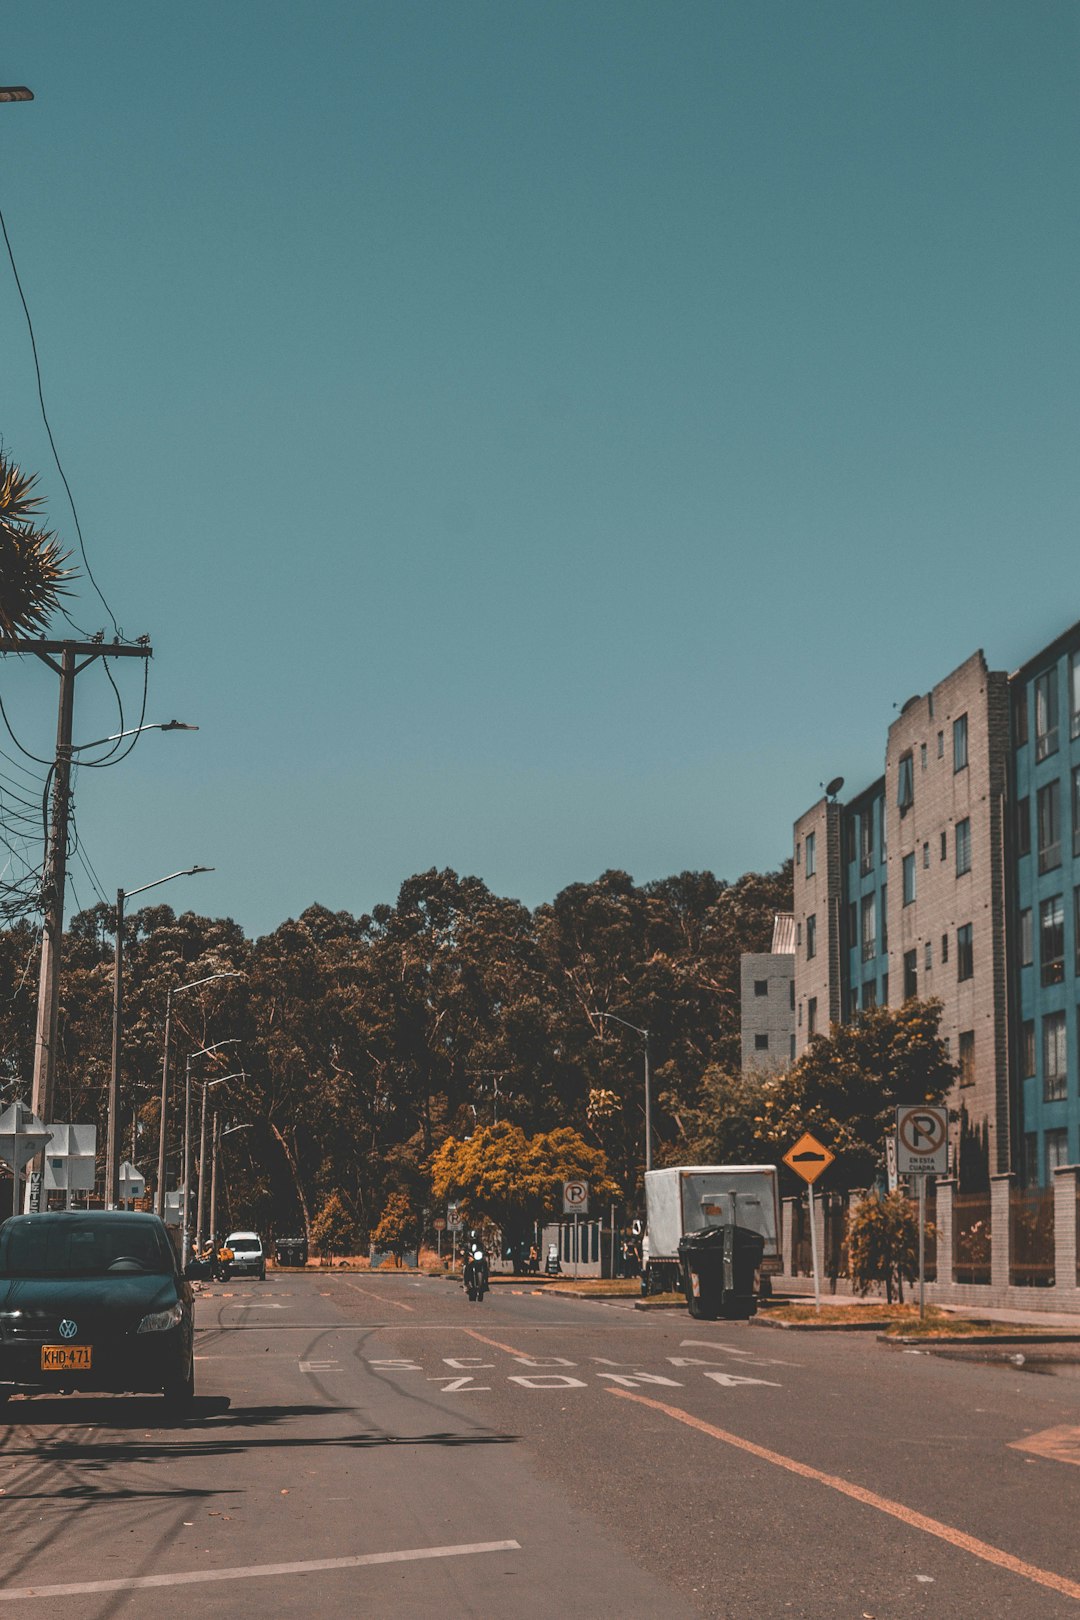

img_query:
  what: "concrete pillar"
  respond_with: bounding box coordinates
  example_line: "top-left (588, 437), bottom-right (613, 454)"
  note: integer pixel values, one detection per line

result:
top-left (1053, 1165), bottom-right (1079, 1293)
top-left (990, 1172), bottom-right (1014, 1293)
top-left (935, 1178), bottom-right (955, 1286)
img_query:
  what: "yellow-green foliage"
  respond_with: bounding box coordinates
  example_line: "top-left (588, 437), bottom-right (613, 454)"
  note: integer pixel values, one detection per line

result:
top-left (847, 1191), bottom-right (919, 1301)
top-left (430, 1121), bottom-right (619, 1228)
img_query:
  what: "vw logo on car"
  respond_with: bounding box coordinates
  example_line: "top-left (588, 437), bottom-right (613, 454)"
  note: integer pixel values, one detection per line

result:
top-left (58, 1319), bottom-right (78, 1340)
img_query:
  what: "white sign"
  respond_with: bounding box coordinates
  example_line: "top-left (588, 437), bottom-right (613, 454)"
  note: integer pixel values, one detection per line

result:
top-left (118, 1161), bottom-right (146, 1200)
top-left (446, 1201), bottom-right (464, 1231)
top-left (885, 1135), bottom-right (898, 1192)
top-left (44, 1124), bottom-right (97, 1192)
top-left (562, 1179), bottom-right (589, 1215)
top-left (895, 1105), bottom-right (948, 1175)
top-left (0, 1101), bottom-right (52, 1172)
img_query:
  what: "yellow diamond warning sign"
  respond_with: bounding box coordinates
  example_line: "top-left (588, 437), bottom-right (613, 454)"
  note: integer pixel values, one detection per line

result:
top-left (783, 1131), bottom-right (835, 1185)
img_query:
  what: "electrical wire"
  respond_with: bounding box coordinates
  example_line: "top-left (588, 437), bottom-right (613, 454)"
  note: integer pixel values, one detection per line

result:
top-left (0, 201), bottom-right (119, 638)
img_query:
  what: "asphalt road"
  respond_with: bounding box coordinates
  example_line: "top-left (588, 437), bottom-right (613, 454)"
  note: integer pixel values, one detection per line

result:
top-left (2, 1273), bottom-right (1080, 1617)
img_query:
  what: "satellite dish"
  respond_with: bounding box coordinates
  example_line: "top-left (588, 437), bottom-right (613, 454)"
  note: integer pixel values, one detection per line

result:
top-left (900, 694), bottom-right (921, 715)
top-left (825, 776), bottom-right (844, 799)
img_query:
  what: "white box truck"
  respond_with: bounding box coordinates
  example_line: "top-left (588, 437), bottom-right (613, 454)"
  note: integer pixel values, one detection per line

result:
top-left (643, 1164), bottom-right (781, 1315)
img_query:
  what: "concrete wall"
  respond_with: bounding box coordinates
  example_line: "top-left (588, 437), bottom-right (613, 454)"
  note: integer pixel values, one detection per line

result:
top-left (793, 798), bottom-right (842, 1053)
top-left (740, 951), bottom-right (795, 1071)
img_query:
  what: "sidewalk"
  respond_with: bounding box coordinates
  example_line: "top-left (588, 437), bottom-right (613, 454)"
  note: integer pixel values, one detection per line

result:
top-left (772, 1284), bottom-right (1080, 1329)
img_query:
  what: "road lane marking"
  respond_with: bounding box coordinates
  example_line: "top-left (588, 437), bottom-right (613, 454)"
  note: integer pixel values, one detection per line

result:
top-left (0, 1541), bottom-right (522, 1601)
top-left (298, 1360), bottom-right (341, 1373)
top-left (338, 1280), bottom-right (415, 1312)
top-left (607, 1390), bottom-right (1080, 1603)
top-left (464, 1329), bottom-right (529, 1356)
top-left (1009, 1426), bottom-right (1080, 1467)
top-left (703, 1371), bottom-right (782, 1388)
top-left (508, 1374), bottom-right (587, 1390)
top-left (429, 1376), bottom-right (491, 1392)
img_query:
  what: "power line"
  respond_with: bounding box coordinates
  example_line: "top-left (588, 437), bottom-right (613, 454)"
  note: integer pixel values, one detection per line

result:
top-left (0, 202), bottom-right (119, 638)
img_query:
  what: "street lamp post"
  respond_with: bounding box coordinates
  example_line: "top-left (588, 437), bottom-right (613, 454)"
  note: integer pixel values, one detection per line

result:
top-left (594, 1011), bottom-right (652, 1173)
top-left (156, 974), bottom-right (243, 1219)
top-left (195, 1073), bottom-right (244, 1253)
top-left (182, 1043), bottom-right (240, 1269)
top-left (210, 1122), bottom-right (252, 1245)
top-left (107, 866), bottom-right (213, 1208)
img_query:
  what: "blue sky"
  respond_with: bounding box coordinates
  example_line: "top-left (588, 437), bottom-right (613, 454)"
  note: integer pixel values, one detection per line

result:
top-left (0, 2), bottom-right (1076, 936)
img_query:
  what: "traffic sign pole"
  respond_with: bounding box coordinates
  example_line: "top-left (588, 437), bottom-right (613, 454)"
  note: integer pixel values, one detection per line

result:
top-left (918, 1172), bottom-right (926, 1319)
top-left (808, 1182), bottom-right (822, 1312)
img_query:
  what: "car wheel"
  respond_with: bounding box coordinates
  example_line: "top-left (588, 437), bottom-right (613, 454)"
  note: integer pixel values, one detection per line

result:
top-left (163, 1349), bottom-right (195, 1412)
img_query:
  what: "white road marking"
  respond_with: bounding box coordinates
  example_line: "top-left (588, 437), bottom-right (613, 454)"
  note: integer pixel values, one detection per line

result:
top-left (680, 1338), bottom-right (798, 1366)
top-left (704, 1371), bottom-right (782, 1388)
top-left (0, 1541), bottom-right (522, 1601)
top-left (596, 1373), bottom-right (683, 1389)
top-left (367, 1359), bottom-right (422, 1370)
top-left (428, 1376), bottom-right (491, 1392)
top-left (298, 1360), bottom-right (341, 1373)
top-left (443, 1357), bottom-right (494, 1370)
top-left (512, 1356), bottom-right (576, 1368)
top-left (508, 1374), bottom-right (587, 1390)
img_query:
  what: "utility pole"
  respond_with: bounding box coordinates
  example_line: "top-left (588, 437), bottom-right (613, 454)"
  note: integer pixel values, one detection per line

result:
top-left (0, 637), bottom-right (152, 1208)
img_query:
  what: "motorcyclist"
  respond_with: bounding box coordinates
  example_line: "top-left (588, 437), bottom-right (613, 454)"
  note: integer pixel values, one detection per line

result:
top-left (463, 1238), bottom-right (489, 1300)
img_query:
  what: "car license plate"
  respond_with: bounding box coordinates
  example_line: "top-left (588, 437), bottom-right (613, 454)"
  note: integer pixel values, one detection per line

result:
top-left (41, 1345), bottom-right (92, 1371)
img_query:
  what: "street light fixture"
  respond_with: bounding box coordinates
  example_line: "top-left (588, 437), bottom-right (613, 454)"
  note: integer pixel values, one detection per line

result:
top-left (182, 1041), bottom-right (240, 1268)
top-left (107, 866), bottom-right (214, 1208)
top-left (593, 1010), bottom-right (652, 1173)
top-left (156, 973), bottom-right (244, 1218)
top-left (72, 720), bottom-right (199, 754)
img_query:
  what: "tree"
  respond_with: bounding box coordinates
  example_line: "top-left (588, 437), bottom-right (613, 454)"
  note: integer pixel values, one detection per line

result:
top-left (371, 1191), bottom-right (420, 1265)
top-left (847, 1191), bottom-right (919, 1303)
top-left (429, 1121), bottom-right (619, 1241)
top-left (0, 454), bottom-right (73, 637)
top-left (661, 1063), bottom-right (768, 1166)
top-left (757, 1000), bottom-right (956, 1189)
top-left (309, 1191), bottom-right (356, 1262)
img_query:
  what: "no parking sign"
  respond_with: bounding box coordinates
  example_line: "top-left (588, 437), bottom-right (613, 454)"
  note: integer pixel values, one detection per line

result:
top-left (562, 1179), bottom-right (589, 1215)
top-left (895, 1105), bottom-right (948, 1175)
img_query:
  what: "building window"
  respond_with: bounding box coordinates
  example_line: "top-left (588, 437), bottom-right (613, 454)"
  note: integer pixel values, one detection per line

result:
top-left (941, 932), bottom-right (948, 964)
top-left (920, 742), bottom-right (927, 771)
top-left (924, 940), bottom-right (932, 972)
top-left (902, 853), bottom-right (916, 906)
top-left (1038, 781), bottom-right (1061, 874)
top-left (1071, 651), bottom-right (1080, 741)
top-left (1047, 1128), bottom-right (1070, 1175)
top-left (844, 818), bottom-right (856, 866)
top-left (754, 980), bottom-right (768, 998)
top-left (897, 752), bottom-right (914, 814)
top-left (754, 1033), bottom-right (769, 1052)
top-left (1076, 889), bottom-right (1080, 978)
top-left (1019, 908), bottom-right (1033, 967)
top-left (807, 997), bottom-right (817, 1036)
top-left (880, 797), bottom-right (887, 855)
top-left (959, 1030), bottom-right (975, 1087)
top-left (790, 980), bottom-right (795, 1011)
top-left (796, 841), bottom-right (801, 866)
top-left (1073, 766), bottom-right (1080, 859)
top-left (1041, 894), bottom-right (1065, 986)
top-left (880, 885), bottom-right (887, 950)
top-left (903, 949), bottom-right (917, 1000)
top-left (957, 923), bottom-right (974, 982)
top-left (1035, 669), bottom-right (1059, 761)
top-left (796, 922), bottom-right (801, 947)
top-left (1016, 795), bottom-right (1031, 858)
top-left (847, 986), bottom-right (860, 1020)
top-left (1043, 1011), bottom-right (1067, 1103)
top-left (940, 830), bottom-right (947, 861)
top-left (1012, 684), bottom-right (1028, 747)
top-left (1021, 1020), bottom-right (1035, 1078)
top-left (790, 1034), bottom-right (796, 1061)
top-left (953, 713), bottom-right (969, 772)
top-left (805, 832), bottom-right (816, 877)
top-left (1024, 1133), bottom-right (1038, 1186)
top-left (863, 980), bottom-right (877, 1009)
top-left (859, 812), bottom-right (874, 875)
top-left (922, 840), bottom-right (930, 869)
top-left (937, 729), bottom-right (944, 758)
top-left (806, 913), bottom-right (817, 960)
top-left (847, 900), bottom-right (857, 947)
top-left (955, 818), bottom-right (971, 876)
top-left (861, 893), bottom-right (876, 962)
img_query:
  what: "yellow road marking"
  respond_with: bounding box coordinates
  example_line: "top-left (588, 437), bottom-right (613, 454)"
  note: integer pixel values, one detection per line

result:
top-left (464, 1329), bottom-right (530, 1356)
top-left (1009, 1426), bottom-right (1080, 1467)
top-left (607, 1389), bottom-right (1080, 1603)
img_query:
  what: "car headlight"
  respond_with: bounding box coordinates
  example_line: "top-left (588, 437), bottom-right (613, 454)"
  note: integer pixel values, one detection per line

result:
top-left (137, 1302), bottom-right (184, 1334)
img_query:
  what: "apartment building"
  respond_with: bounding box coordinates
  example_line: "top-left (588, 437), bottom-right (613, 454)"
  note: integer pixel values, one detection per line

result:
top-left (792, 798), bottom-right (841, 1055)
top-left (740, 914), bottom-right (796, 1072)
top-left (1011, 622), bottom-right (1080, 1185)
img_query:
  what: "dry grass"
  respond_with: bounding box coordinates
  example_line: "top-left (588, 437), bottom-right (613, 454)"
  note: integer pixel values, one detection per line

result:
top-left (545, 1278), bottom-right (643, 1296)
top-left (766, 1302), bottom-right (1057, 1337)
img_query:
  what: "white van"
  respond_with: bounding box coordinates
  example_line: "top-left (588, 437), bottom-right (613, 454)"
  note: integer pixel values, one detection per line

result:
top-left (225, 1231), bottom-right (266, 1280)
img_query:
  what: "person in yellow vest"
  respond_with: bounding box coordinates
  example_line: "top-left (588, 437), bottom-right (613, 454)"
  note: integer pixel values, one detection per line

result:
top-left (213, 1238), bottom-right (234, 1282)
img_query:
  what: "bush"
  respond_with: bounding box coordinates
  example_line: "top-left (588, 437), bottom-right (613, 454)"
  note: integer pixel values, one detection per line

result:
top-left (847, 1191), bottom-right (919, 1303)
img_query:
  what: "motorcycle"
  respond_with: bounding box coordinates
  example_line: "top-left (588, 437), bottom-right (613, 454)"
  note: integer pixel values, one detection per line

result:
top-left (463, 1249), bottom-right (489, 1303)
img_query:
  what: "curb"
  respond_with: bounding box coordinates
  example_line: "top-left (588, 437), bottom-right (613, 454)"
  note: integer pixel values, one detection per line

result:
top-left (633, 1299), bottom-right (687, 1312)
top-left (752, 1316), bottom-right (883, 1331)
top-left (881, 1331), bottom-right (1080, 1347)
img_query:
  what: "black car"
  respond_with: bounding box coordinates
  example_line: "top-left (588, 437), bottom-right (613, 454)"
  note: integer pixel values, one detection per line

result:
top-left (0, 1211), bottom-right (195, 1409)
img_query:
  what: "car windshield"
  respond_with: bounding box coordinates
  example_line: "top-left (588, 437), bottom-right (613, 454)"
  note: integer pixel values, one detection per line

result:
top-left (0, 1217), bottom-right (174, 1278)
top-left (230, 1238), bottom-right (260, 1253)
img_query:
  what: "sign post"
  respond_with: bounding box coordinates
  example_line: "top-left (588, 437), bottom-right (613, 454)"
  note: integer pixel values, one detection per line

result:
top-left (563, 1180), bottom-right (589, 1279)
top-left (782, 1131), bottom-right (835, 1312)
top-left (895, 1105), bottom-right (948, 1318)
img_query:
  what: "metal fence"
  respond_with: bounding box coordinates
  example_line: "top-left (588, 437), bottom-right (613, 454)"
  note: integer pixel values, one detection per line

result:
top-left (953, 1191), bottom-right (992, 1285)
top-left (1009, 1187), bottom-right (1055, 1287)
